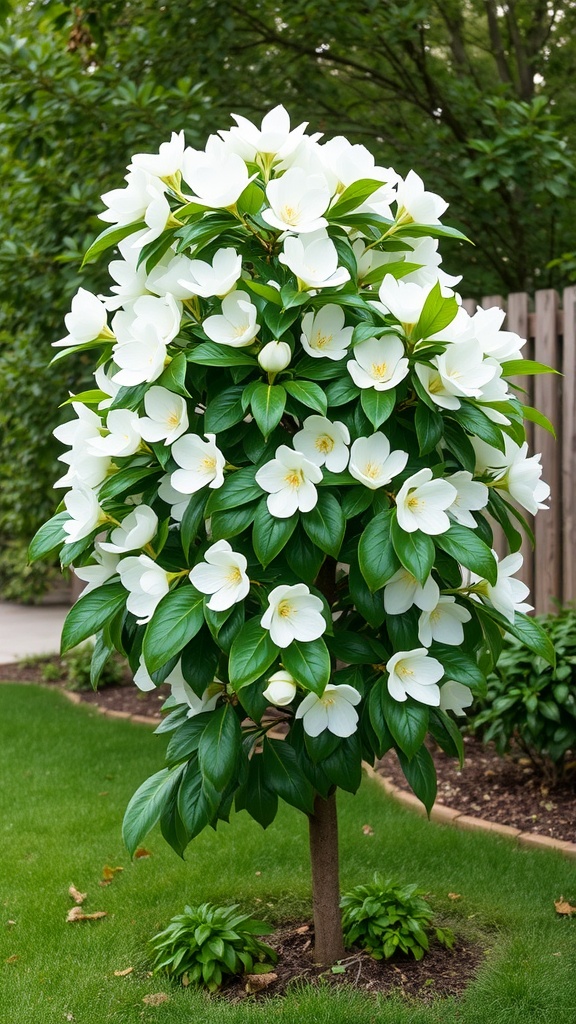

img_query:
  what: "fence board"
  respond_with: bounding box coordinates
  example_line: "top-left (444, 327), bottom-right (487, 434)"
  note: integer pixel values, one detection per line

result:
top-left (505, 292), bottom-right (533, 598)
top-left (562, 287), bottom-right (576, 605)
top-left (480, 296), bottom-right (506, 561)
top-left (533, 290), bottom-right (562, 612)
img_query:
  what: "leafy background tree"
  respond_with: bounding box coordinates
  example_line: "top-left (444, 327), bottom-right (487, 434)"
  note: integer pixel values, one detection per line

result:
top-left (1, 0), bottom-right (574, 597)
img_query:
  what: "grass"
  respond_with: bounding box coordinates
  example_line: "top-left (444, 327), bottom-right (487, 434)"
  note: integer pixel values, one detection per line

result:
top-left (2, 682), bottom-right (576, 1024)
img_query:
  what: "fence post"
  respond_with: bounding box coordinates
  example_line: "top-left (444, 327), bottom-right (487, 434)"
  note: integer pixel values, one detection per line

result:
top-left (562, 287), bottom-right (576, 606)
top-left (533, 290), bottom-right (562, 613)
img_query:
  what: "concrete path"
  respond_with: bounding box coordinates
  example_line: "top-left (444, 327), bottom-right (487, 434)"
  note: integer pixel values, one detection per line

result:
top-left (0, 601), bottom-right (69, 664)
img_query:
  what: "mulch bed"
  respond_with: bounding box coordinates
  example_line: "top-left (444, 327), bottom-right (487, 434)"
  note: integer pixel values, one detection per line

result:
top-left (221, 921), bottom-right (483, 1003)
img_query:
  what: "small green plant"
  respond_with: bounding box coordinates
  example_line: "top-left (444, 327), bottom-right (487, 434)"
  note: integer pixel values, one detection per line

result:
top-left (63, 643), bottom-right (125, 692)
top-left (470, 605), bottom-right (576, 783)
top-left (149, 903), bottom-right (278, 991)
top-left (340, 876), bottom-right (454, 961)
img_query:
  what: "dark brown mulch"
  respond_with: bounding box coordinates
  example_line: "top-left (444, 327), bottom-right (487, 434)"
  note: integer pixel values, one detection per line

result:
top-left (379, 734), bottom-right (576, 844)
top-left (3, 658), bottom-right (575, 843)
top-left (221, 921), bottom-right (483, 1003)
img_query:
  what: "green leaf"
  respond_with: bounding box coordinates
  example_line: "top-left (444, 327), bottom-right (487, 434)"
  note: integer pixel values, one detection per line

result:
top-left (237, 181), bottom-right (266, 217)
top-left (302, 491), bottom-right (346, 558)
top-left (442, 420), bottom-right (476, 473)
top-left (262, 302), bottom-right (301, 338)
top-left (285, 526), bottom-right (325, 584)
top-left (166, 713), bottom-right (213, 766)
top-left (428, 709), bottom-right (464, 767)
top-left (28, 511), bottom-right (69, 563)
top-left (326, 178), bottom-right (387, 219)
top-left (397, 746), bottom-right (437, 814)
top-left (521, 404), bottom-right (556, 437)
top-left (82, 220), bottom-right (145, 266)
top-left (341, 486), bottom-right (374, 519)
top-left (210, 503), bottom-right (257, 541)
top-left (381, 691), bottom-right (429, 757)
top-left (242, 277), bottom-right (283, 305)
top-left (251, 383), bottom-right (286, 437)
top-left (90, 630), bottom-right (116, 690)
top-left (204, 385), bottom-right (245, 433)
top-left (435, 524), bottom-right (497, 585)
top-left (262, 738), bottom-right (315, 813)
top-left (122, 764), bottom-right (185, 856)
top-left (349, 558), bottom-right (385, 628)
top-left (481, 607), bottom-right (555, 667)
top-left (360, 388), bottom-right (396, 428)
top-left (180, 491), bottom-right (207, 560)
top-left (327, 631), bottom-right (384, 665)
top-left (282, 637), bottom-right (331, 695)
top-left (413, 281), bottom-right (458, 341)
top-left (198, 704), bottom-right (241, 789)
top-left (368, 680), bottom-right (395, 758)
top-left (252, 500), bottom-right (298, 566)
top-left (98, 465), bottom-right (160, 502)
top-left (60, 389), bottom-right (108, 407)
top-left (429, 644), bottom-right (486, 691)
top-left (204, 466), bottom-right (261, 514)
top-left (181, 629), bottom-right (220, 695)
top-left (187, 342), bottom-right (257, 367)
top-left (143, 586), bottom-right (205, 672)
top-left (450, 402), bottom-right (506, 452)
top-left (358, 510), bottom-right (398, 591)
top-left (284, 380), bottom-right (328, 414)
top-left (390, 517), bottom-right (434, 587)
top-left (177, 760), bottom-right (219, 839)
top-left (137, 227), bottom-right (179, 274)
top-left (228, 619), bottom-right (279, 688)
top-left (156, 351), bottom-right (191, 398)
top-left (236, 754), bottom-right (278, 828)
top-left (61, 581), bottom-right (126, 654)
top-left (325, 377), bottom-right (361, 407)
top-left (500, 359), bottom-right (558, 377)
top-left (415, 403), bottom-right (443, 456)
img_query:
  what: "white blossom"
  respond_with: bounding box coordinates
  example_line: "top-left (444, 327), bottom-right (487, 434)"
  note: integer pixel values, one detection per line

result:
top-left (112, 327), bottom-right (168, 387)
top-left (258, 340), bottom-right (292, 373)
top-left (439, 679), bottom-right (473, 717)
top-left (131, 130), bottom-right (185, 179)
top-left (296, 683), bottom-right (361, 737)
top-left (176, 247), bottom-right (242, 299)
top-left (349, 433), bottom-right (408, 490)
top-left (383, 568), bottom-right (440, 615)
top-left (300, 304), bottom-right (353, 360)
top-left (320, 135), bottom-right (397, 194)
top-left (347, 335), bottom-right (409, 391)
top-left (386, 648), bottom-right (444, 705)
top-left (158, 473), bottom-right (190, 522)
top-left (202, 290), bottom-right (259, 347)
top-left (100, 167), bottom-right (167, 227)
top-left (473, 551), bottom-right (532, 623)
top-left (182, 134), bottom-right (253, 208)
top-left (105, 234), bottom-right (150, 310)
top-left (255, 446), bottom-right (322, 517)
top-left (472, 436), bottom-right (550, 515)
top-left (63, 486), bottom-right (107, 545)
top-left (417, 596), bottom-right (471, 647)
top-left (53, 288), bottom-right (110, 348)
top-left (167, 662), bottom-right (222, 717)
top-left (414, 362), bottom-right (461, 410)
top-left (137, 386), bottom-right (189, 445)
top-left (227, 104), bottom-right (309, 163)
top-left (293, 416), bottom-right (350, 472)
top-left (262, 167), bottom-right (331, 234)
top-left (395, 469), bottom-right (457, 535)
top-left (469, 305), bottom-right (525, 362)
top-left (446, 471), bottom-right (489, 528)
top-left (435, 340), bottom-right (496, 400)
top-left (189, 540), bottom-right (250, 611)
top-left (86, 409), bottom-right (142, 458)
top-left (170, 433), bottom-right (226, 494)
top-left (99, 505), bottom-right (158, 554)
top-left (73, 542), bottom-right (120, 595)
top-left (117, 554), bottom-right (170, 623)
top-left (262, 669), bottom-right (298, 707)
top-left (394, 170), bottom-right (448, 226)
top-left (377, 275), bottom-right (435, 328)
top-left (279, 230), bottom-right (350, 290)
top-left (261, 583), bottom-right (326, 648)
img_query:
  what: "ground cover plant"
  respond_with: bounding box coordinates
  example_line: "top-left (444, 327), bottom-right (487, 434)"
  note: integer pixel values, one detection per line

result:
top-left (2, 684), bottom-right (576, 1024)
top-left (30, 104), bottom-right (555, 966)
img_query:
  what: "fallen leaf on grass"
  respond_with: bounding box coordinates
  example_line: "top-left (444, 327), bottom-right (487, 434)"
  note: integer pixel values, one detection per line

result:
top-left (100, 865), bottom-right (123, 886)
top-left (554, 898), bottom-right (576, 916)
top-left (295, 925), bottom-right (309, 934)
top-left (245, 973), bottom-right (278, 993)
top-left (66, 907), bottom-right (107, 923)
top-left (5, 954), bottom-right (18, 963)
top-left (113, 967), bottom-right (134, 977)
top-left (68, 885), bottom-right (87, 905)
top-left (142, 993), bottom-right (169, 1006)
top-left (134, 847), bottom-right (152, 859)
top-left (362, 824), bottom-right (374, 836)
top-left (448, 893), bottom-right (462, 900)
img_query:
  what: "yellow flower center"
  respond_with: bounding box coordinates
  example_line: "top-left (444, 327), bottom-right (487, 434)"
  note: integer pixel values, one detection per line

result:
top-left (398, 664), bottom-right (415, 678)
top-left (371, 361), bottom-right (388, 380)
top-left (167, 412), bottom-right (180, 428)
top-left (280, 204), bottom-right (299, 225)
top-left (313, 331), bottom-right (333, 349)
top-left (227, 566), bottom-right (242, 585)
top-left (278, 600), bottom-right (294, 618)
top-left (201, 456), bottom-right (217, 472)
top-left (407, 494), bottom-right (422, 511)
top-left (364, 461), bottom-right (381, 480)
top-left (284, 469), bottom-right (304, 489)
top-left (315, 433), bottom-right (334, 454)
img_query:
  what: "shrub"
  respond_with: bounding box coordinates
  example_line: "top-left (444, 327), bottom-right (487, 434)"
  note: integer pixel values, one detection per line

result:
top-left (470, 605), bottom-right (576, 783)
top-left (63, 642), bottom-right (126, 692)
top-left (340, 875), bottom-right (454, 961)
top-left (149, 903), bottom-right (277, 991)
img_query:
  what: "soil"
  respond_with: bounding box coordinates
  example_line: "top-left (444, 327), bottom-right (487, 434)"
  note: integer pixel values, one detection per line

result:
top-left (221, 921), bottom-right (483, 1003)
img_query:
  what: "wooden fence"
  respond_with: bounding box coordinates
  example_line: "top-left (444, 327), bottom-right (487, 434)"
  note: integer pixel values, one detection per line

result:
top-left (462, 287), bottom-right (576, 615)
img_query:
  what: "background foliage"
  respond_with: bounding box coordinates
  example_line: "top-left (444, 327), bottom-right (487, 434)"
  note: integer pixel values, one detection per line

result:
top-left (1, 0), bottom-right (574, 597)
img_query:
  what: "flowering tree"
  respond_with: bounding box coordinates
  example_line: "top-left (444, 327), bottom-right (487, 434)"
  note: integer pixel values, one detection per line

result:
top-left (30, 105), bottom-right (554, 966)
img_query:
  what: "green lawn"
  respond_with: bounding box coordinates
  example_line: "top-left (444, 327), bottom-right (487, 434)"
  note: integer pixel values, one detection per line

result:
top-left (1, 683), bottom-right (576, 1024)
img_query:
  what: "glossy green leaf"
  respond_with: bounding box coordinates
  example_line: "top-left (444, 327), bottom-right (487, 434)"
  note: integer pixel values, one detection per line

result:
top-left (228, 618), bottom-right (279, 688)
top-left (390, 516), bottom-right (435, 586)
top-left (281, 637), bottom-right (331, 695)
top-left (143, 586), bottom-right (205, 672)
top-left (61, 581), bottom-right (127, 654)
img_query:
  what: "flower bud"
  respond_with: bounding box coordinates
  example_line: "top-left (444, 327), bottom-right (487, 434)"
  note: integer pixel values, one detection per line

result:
top-left (258, 340), bottom-right (291, 373)
top-left (262, 669), bottom-right (297, 706)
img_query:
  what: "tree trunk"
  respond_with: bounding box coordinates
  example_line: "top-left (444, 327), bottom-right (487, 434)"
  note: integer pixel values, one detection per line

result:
top-left (308, 789), bottom-right (345, 965)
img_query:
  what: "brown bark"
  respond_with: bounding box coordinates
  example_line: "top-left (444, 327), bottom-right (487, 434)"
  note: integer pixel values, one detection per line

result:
top-left (308, 790), bottom-right (345, 965)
